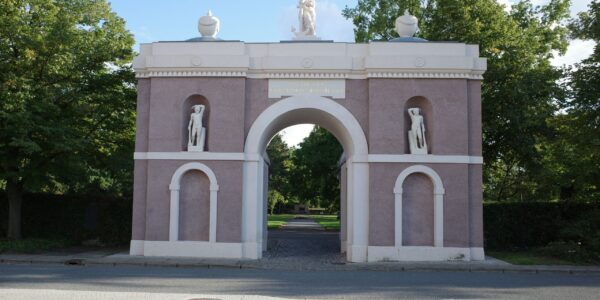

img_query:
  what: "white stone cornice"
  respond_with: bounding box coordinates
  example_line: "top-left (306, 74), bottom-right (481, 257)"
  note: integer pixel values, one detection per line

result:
top-left (367, 71), bottom-right (484, 80)
top-left (136, 70), bottom-right (247, 78)
top-left (134, 152), bottom-right (246, 161)
top-left (134, 41), bottom-right (487, 80)
top-left (250, 72), bottom-right (351, 79)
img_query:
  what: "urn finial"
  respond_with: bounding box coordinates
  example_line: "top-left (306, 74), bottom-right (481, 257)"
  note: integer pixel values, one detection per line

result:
top-left (395, 9), bottom-right (419, 38)
top-left (198, 9), bottom-right (220, 38)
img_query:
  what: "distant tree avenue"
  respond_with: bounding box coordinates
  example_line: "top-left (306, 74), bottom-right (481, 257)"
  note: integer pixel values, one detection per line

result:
top-left (266, 127), bottom-right (343, 214)
top-left (0, 0), bottom-right (135, 239)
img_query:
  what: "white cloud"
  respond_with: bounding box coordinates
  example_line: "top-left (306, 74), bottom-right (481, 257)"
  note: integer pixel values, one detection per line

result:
top-left (316, 2), bottom-right (355, 42)
top-left (552, 39), bottom-right (596, 67)
top-left (497, 0), bottom-right (513, 12)
top-left (278, 1), bottom-right (355, 42)
top-left (132, 26), bottom-right (154, 43)
top-left (280, 124), bottom-right (315, 147)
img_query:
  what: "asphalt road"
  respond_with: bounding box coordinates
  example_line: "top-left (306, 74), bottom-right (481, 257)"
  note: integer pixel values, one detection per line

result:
top-left (1, 264), bottom-right (599, 299)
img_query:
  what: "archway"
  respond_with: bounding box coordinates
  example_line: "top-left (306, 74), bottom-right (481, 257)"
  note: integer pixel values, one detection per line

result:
top-left (242, 95), bottom-right (369, 262)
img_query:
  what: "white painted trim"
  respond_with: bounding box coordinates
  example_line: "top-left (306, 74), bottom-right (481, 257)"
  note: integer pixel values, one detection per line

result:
top-left (129, 240), bottom-right (145, 256)
top-left (394, 165), bottom-right (445, 248)
top-left (470, 247), bottom-right (485, 261)
top-left (243, 95), bottom-right (369, 262)
top-left (169, 162), bottom-right (219, 243)
top-left (369, 154), bottom-right (483, 164)
top-left (140, 241), bottom-right (243, 259)
top-left (134, 152), bottom-right (245, 161)
top-left (367, 246), bottom-right (484, 262)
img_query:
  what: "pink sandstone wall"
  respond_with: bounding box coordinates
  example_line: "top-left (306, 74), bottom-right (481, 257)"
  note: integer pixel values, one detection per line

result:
top-left (132, 78), bottom-right (150, 241)
top-left (147, 77), bottom-right (246, 153)
top-left (468, 81), bottom-right (483, 156)
top-left (368, 79), bottom-right (470, 155)
top-left (133, 77), bottom-right (483, 251)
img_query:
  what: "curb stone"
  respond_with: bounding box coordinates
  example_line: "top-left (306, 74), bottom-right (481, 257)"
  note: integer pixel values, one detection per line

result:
top-left (1, 254), bottom-right (600, 275)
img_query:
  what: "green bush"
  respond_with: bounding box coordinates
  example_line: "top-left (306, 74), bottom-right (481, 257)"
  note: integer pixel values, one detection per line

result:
top-left (0, 193), bottom-right (132, 246)
top-left (484, 202), bottom-right (598, 249)
top-left (0, 238), bottom-right (75, 253)
top-left (538, 210), bottom-right (600, 262)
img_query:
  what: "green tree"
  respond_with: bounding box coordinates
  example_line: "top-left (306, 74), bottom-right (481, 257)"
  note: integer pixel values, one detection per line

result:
top-left (0, 0), bottom-right (135, 239)
top-left (543, 0), bottom-right (600, 201)
top-left (290, 127), bottom-right (343, 212)
top-left (343, 0), bottom-right (571, 201)
top-left (266, 133), bottom-right (293, 214)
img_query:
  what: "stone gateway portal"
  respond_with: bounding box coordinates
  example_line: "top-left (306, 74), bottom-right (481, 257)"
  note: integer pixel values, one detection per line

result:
top-left (130, 8), bottom-right (487, 262)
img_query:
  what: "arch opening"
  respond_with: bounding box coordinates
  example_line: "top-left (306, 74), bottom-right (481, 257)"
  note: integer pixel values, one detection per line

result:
top-left (243, 95), bottom-right (369, 262)
top-left (265, 125), bottom-right (345, 259)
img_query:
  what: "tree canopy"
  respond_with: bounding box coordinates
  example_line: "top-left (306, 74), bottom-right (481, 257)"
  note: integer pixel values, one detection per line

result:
top-left (0, 0), bottom-right (136, 239)
top-left (344, 0), bottom-right (577, 201)
top-left (542, 0), bottom-right (600, 201)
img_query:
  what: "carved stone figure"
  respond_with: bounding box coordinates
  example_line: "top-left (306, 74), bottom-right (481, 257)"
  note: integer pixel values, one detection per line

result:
top-left (188, 105), bottom-right (206, 152)
top-left (292, 0), bottom-right (317, 39)
top-left (408, 108), bottom-right (428, 155)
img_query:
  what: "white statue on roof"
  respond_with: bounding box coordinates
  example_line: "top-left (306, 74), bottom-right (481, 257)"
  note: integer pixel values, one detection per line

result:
top-left (292, 0), bottom-right (319, 40)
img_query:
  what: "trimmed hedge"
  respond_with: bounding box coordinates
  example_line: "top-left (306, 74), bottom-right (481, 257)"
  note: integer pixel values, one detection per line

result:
top-left (484, 202), bottom-right (600, 250)
top-left (0, 193), bottom-right (131, 245)
top-left (1, 193), bottom-right (598, 251)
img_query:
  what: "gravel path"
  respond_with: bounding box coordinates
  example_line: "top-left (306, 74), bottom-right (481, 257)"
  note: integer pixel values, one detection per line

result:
top-left (262, 217), bottom-right (345, 269)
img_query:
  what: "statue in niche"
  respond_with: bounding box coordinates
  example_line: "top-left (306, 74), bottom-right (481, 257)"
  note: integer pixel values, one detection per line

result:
top-left (292, 0), bottom-right (317, 38)
top-left (408, 108), bottom-right (428, 155)
top-left (188, 105), bottom-right (206, 152)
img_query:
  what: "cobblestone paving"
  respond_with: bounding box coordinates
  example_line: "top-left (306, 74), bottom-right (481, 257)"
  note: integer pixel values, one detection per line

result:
top-left (261, 218), bottom-right (346, 269)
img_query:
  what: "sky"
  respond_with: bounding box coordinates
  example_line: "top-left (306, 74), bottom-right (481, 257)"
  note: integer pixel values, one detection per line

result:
top-left (110, 0), bottom-right (595, 147)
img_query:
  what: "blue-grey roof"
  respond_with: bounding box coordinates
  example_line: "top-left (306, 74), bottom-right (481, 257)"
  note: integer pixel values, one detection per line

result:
top-left (185, 37), bottom-right (224, 42)
top-left (389, 37), bottom-right (429, 43)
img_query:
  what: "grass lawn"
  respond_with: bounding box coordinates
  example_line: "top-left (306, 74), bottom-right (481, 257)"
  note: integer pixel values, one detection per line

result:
top-left (308, 214), bottom-right (340, 230)
top-left (267, 214), bottom-right (341, 230)
top-left (0, 238), bottom-right (74, 254)
top-left (267, 214), bottom-right (296, 229)
top-left (487, 250), bottom-right (599, 266)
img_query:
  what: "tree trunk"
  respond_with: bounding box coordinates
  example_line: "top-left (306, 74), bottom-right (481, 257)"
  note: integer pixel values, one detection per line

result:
top-left (6, 179), bottom-right (23, 240)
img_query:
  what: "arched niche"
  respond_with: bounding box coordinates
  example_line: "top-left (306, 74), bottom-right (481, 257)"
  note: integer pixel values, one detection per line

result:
top-left (169, 162), bottom-right (219, 243)
top-left (404, 96), bottom-right (433, 154)
top-left (181, 95), bottom-right (211, 151)
top-left (179, 170), bottom-right (211, 241)
top-left (402, 173), bottom-right (434, 246)
top-left (394, 165), bottom-right (445, 248)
